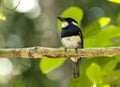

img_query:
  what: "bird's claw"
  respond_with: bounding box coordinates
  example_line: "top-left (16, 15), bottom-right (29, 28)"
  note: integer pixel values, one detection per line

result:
top-left (75, 48), bottom-right (78, 53)
top-left (65, 48), bottom-right (67, 52)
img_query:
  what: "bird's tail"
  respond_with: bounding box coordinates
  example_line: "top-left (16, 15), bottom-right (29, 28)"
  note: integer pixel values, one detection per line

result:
top-left (72, 58), bottom-right (80, 79)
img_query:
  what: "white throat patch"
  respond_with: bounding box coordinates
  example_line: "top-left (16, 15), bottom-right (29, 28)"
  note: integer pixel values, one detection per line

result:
top-left (62, 21), bottom-right (69, 28)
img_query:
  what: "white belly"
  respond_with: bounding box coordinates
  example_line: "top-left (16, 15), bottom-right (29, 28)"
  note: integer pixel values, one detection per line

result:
top-left (61, 35), bottom-right (81, 49)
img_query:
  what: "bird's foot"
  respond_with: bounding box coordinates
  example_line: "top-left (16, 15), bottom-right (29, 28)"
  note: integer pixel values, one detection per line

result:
top-left (65, 48), bottom-right (67, 52)
top-left (75, 48), bottom-right (78, 53)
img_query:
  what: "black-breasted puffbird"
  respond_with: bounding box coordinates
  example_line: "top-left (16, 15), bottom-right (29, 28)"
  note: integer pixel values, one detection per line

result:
top-left (57, 17), bottom-right (83, 79)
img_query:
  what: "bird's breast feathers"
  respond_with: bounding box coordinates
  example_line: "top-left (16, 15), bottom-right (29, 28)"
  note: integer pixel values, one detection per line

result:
top-left (61, 35), bottom-right (81, 48)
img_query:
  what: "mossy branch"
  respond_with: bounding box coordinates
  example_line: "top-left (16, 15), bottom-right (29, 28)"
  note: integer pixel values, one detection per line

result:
top-left (0, 46), bottom-right (120, 58)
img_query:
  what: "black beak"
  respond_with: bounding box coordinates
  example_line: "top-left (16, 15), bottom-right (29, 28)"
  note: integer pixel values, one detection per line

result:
top-left (57, 17), bottom-right (64, 21)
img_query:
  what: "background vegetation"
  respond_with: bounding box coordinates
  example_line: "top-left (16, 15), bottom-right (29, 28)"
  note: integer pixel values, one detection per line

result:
top-left (0, 0), bottom-right (120, 87)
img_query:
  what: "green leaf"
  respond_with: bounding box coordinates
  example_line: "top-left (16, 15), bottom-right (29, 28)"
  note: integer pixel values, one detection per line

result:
top-left (40, 58), bottom-right (66, 73)
top-left (103, 70), bottom-right (120, 84)
top-left (84, 17), bottom-right (111, 39)
top-left (0, 12), bottom-right (6, 21)
top-left (94, 25), bottom-right (120, 47)
top-left (68, 77), bottom-right (93, 87)
top-left (115, 56), bottom-right (120, 62)
top-left (98, 17), bottom-right (111, 28)
top-left (58, 6), bottom-right (83, 30)
top-left (108, 0), bottom-right (120, 4)
top-left (102, 59), bottom-right (117, 75)
top-left (84, 20), bottom-right (102, 47)
top-left (84, 17), bottom-right (119, 48)
top-left (117, 13), bottom-right (120, 26)
top-left (101, 85), bottom-right (110, 87)
top-left (84, 36), bottom-right (97, 48)
top-left (84, 20), bottom-right (101, 38)
top-left (86, 63), bottom-right (103, 84)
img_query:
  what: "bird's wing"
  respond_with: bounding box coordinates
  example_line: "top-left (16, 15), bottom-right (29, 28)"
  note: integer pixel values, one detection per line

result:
top-left (79, 28), bottom-right (83, 48)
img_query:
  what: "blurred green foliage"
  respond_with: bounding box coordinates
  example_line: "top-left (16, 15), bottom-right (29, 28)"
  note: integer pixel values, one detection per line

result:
top-left (40, 58), bottom-right (66, 73)
top-left (0, 9), bottom-right (6, 21)
top-left (0, 0), bottom-right (120, 87)
top-left (108, 0), bottom-right (120, 4)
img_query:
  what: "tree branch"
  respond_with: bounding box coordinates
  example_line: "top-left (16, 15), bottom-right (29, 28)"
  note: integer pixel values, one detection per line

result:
top-left (0, 46), bottom-right (120, 58)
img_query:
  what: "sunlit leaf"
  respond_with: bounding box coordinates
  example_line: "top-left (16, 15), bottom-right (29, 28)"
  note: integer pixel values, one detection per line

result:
top-left (84, 17), bottom-right (120, 47)
top-left (98, 17), bottom-right (111, 28)
top-left (86, 63), bottom-right (103, 84)
top-left (102, 59), bottom-right (117, 75)
top-left (58, 6), bottom-right (83, 30)
top-left (94, 25), bottom-right (120, 47)
top-left (101, 84), bottom-right (110, 87)
top-left (40, 58), bottom-right (66, 73)
top-left (108, 0), bottom-right (120, 4)
top-left (0, 12), bottom-right (6, 21)
top-left (103, 70), bottom-right (120, 84)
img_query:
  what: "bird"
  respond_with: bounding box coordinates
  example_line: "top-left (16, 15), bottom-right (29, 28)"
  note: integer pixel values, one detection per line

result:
top-left (57, 17), bottom-right (83, 79)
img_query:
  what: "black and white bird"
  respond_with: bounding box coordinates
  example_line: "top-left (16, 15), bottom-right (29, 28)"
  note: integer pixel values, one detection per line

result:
top-left (57, 17), bottom-right (83, 79)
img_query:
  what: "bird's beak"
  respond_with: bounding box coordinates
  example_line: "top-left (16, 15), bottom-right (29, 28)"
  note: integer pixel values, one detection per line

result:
top-left (57, 17), bottom-right (64, 21)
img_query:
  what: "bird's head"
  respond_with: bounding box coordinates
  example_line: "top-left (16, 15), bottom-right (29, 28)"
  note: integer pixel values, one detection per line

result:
top-left (57, 17), bottom-right (78, 28)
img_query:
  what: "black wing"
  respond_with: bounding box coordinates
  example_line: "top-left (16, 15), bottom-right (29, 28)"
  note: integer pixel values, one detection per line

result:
top-left (79, 28), bottom-right (83, 48)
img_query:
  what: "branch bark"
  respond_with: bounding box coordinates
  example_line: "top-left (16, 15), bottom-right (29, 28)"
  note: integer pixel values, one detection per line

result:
top-left (0, 46), bottom-right (120, 58)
